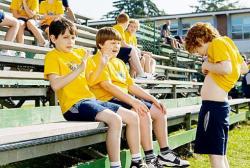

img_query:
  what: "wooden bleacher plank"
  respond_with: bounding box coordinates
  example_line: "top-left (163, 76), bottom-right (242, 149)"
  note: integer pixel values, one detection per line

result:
top-left (156, 65), bottom-right (197, 73)
top-left (0, 79), bottom-right (49, 86)
top-left (0, 71), bottom-right (44, 80)
top-left (0, 88), bottom-right (47, 97)
top-left (135, 79), bottom-right (203, 86)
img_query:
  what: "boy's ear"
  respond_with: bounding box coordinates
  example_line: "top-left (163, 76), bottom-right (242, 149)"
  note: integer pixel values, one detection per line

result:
top-left (50, 35), bottom-right (56, 43)
top-left (98, 43), bottom-right (104, 49)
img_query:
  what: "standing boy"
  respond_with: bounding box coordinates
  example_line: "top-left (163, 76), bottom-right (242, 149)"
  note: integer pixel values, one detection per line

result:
top-left (44, 18), bottom-right (147, 168)
top-left (185, 22), bottom-right (249, 168)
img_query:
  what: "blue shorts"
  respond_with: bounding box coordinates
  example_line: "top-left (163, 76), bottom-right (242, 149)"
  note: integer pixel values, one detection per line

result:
top-left (194, 101), bottom-right (230, 155)
top-left (117, 47), bottom-right (132, 64)
top-left (0, 11), bottom-right (4, 23)
top-left (109, 98), bottom-right (152, 110)
top-left (63, 99), bottom-right (121, 121)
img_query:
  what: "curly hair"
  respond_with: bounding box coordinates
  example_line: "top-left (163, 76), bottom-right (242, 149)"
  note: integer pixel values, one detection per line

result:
top-left (185, 22), bottom-right (220, 53)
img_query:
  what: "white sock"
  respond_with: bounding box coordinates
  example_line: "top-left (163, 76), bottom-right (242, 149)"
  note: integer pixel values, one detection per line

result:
top-left (132, 153), bottom-right (142, 162)
top-left (110, 161), bottom-right (121, 168)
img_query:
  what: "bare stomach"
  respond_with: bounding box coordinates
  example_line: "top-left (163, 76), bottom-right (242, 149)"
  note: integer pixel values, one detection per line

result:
top-left (201, 74), bottom-right (228, 102)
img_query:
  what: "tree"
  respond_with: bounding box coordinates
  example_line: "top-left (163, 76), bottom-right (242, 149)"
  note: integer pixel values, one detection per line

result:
top-left (104, 0), bottom-right (165, 19)
top-left (191, 0), bottom-right (240, 13)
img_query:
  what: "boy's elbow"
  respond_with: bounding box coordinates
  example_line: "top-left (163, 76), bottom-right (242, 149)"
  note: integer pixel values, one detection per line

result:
top-left (223, 67), bottom-right (232, 75)
top-left (100, 81), bottom-right (112, 91)
top-left (221, 62), bottom-right (232, 75)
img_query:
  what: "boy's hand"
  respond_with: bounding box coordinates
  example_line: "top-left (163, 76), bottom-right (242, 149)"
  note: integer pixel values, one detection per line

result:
top-left (202, 61), bottom-right (209, 75)
top-left (131, 99), bottom-right (149, 116)
top-left (100, 53), bottom-right (109, 67)
top-left (79, 51), bottom-right (91, 71)
top-left (152, 99), bottom-right (167, 114)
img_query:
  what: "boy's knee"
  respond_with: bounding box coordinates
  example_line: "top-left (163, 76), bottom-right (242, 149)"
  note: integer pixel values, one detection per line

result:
top-left (128, 112), bottom-right (140, 126)
top-left (26, 20), bottom-right (34, 28)
top-left (108, 114), bottom-right (123, 129)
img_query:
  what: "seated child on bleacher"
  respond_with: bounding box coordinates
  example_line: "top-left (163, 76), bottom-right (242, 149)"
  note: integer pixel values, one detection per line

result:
top-left (39, 0), bottom-right (76, 23)
top-left (44, 18), bottom-right (146, 168)
top-left (10, 0), bottom-right (48, 57)
top-left (39, 0), bottom-right (64, 37)
top-left (185, 22), bottom-right (249, 168)
top-left (125, 19), bottom-right (156, 78)
top-left (113, 13), bottom-right (153, 80)
top-left (86, 27), bottom-right (190, 168)
top-left (0, 11), bottom-right (19, 56)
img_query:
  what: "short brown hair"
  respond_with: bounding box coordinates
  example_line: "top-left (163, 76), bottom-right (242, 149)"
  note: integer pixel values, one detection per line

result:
top-left (96, 27), bottom-right (122, 49)
top-left (116, 13), bottom-right (129, 23)
top-left (185, 22), bottom-right (220, 53)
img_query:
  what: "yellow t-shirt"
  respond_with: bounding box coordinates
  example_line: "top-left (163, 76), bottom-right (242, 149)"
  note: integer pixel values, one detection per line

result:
top-left (207, 36), bottom-right (244, 92)
top-left (44, 48), bottom-right (95, 113)
top-left (86, 51), bottom-right (135, 101)
top-left (113, 24), bottom-right (126, 41)
top-left (39, 0), bottom-right (64, 15)
top-left (125, 31), bottom-right (137, 47)
top-left (10, 0), bottom-right (39, 18)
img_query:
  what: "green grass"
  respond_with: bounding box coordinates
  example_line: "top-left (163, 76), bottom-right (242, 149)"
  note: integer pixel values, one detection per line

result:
top-left (187, 121), bottom-right (250, 168)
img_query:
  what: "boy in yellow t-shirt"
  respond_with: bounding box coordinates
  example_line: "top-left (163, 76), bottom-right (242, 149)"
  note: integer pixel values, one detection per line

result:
top-left (86, 27), bottom-right (190, 168)
top-left (113, 13), bottom-right (153, 80)
top-left (10, 0), bottom-right (47, 51)
top-left (39, 0), bottom-right (64, 36)
top-left (44, 18), bottom-right (146, 168)
top-left (125, 19), bottom-right (156, 78)
top-left (185, 22), bottom-right (249, 168)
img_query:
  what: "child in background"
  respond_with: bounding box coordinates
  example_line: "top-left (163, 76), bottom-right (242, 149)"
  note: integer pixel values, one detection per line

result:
top-left (0, 11), bottom-right (19, 56)
top-left (10, 0), bottom-right (48, 57)
top-left (125, 19), bottom-right (156, 78)
top-left (113, 13), bottom-right (153, 80)
top-left (44, 18), bottom-right (146, 168)
top-left (86, 27), bottom-right (190, 168)
top-left (185, 22), bottom-right (248, 168)
top-left (39, 0), bottom-right (64, 37)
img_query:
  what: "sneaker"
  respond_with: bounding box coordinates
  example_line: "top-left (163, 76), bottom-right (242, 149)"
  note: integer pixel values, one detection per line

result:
top-left (147, 158), bottom-right (163, 168)
top-left (130, 160), bottom-right (148, 168)
top-left (0, 50), bottom-right (16, 57)
top-left (135, 73), bottom-right (155, 80)
top-left (157, 150), bottom-right (190, 167)
top-left (18, 51), bottom-right (26, 58)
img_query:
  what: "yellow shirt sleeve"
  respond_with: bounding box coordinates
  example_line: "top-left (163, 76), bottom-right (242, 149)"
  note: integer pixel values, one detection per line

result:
top-left (209, 38), bottom-right (231, 63)
top-left (44, 52), bottom-right (60, 79)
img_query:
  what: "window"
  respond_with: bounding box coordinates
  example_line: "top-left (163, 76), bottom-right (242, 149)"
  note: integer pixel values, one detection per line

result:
top-left (231, 14), bottom-right (250, 40)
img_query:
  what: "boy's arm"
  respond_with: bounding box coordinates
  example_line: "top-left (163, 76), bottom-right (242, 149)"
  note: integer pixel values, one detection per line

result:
top-left (86, 54), bottom-right (108, 87)
top-left (128, 84), bottom-right (167, 114)
top-left (22, 0), bottom-right (36, 18)
top-left (202, 60), bottom-right (232, 75)
top-left (100, 81), bottom-right (149, 115)
top-left (48, 58), bottom-right (87, 91)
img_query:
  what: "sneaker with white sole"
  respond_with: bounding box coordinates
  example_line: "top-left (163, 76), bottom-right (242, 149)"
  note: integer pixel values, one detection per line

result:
top-left (0, 50), bottom-right (16, 57)
top-left (130, 160), bottom-right (148, 168)
top-left (18, 51), bottom-right (26, 58)
top-left (157, 150), bottom-right (190, 167)
top-left (147, 158), bottom-right (163, 168)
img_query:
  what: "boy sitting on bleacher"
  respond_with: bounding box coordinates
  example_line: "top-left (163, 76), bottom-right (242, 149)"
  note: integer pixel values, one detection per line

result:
top-left (39, 0), bottom-right (64, 37)
top-left (44, 18), bottom-right (147, 168)
top-left (10, 0), bottom-right (48, 57)
top-left (125, 19), bottom-right (156, 78)
top-left (113, 13), bottom-right (153, 80)
top-left (86, 27), bottom-right (190, 168)
top-left (185, 22), bottom-right (249, 168)
top-left (0, 10), bottom-right (19, 56)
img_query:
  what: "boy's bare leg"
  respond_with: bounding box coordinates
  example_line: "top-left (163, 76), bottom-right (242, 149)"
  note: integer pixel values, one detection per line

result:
top-left (26, 20), bottom-right (46, 46)
top-left (134, 109), bottom-right (154, 151)
top-left (117, 108), bottom-right (141, 155)
top-left (150, 58), bottom-right (156, 74)
top-left (16, 20), bottom-right (26, 44)
top-left (150, 104), bottom-right (169, 148)
top-left (0, 15), bottom-right (19, 41)
top-left (95, 109), bottom-right (122, 162)
top-left (65, 7), bottom-right (76, 23)
top-left (209, 155), bottom-right (227, 168)
top-left (129, 48), bottom-right (145, 77)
